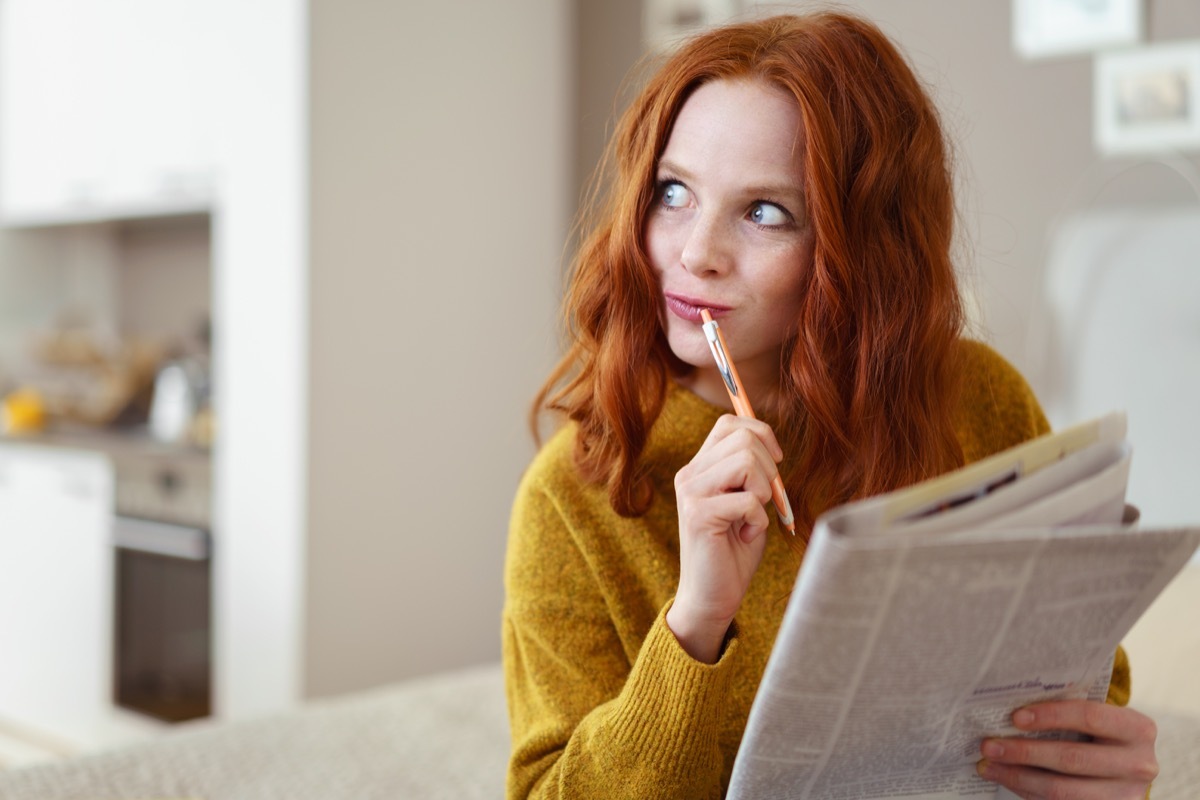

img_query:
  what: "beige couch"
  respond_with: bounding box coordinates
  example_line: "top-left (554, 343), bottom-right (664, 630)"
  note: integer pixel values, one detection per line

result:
top-left (0, 662), bottom-right (1196, 799)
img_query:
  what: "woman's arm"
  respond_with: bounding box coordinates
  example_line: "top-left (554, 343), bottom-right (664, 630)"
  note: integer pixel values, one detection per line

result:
top-left (503, 480), bottom-right (735, 800)
top-left (504, 412), bottom-right (784, 798)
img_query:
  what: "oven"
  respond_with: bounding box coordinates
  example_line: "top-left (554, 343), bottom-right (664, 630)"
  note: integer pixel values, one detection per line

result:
top-left (110, 446), bottom-right (212, 723)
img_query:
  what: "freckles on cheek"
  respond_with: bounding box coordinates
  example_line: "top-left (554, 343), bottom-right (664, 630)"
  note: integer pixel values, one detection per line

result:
top-left (644, 224), bottom-right (672, 276)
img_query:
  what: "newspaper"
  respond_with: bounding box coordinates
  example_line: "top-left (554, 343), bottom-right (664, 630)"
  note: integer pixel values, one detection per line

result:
top-left (727, 412), bottom-right (1200, 800)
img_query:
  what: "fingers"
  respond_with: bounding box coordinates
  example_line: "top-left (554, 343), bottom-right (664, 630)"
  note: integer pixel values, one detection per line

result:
top-left (976, 760), bottom-right (1148, 800)
top-left (702, 413), bottom-right (783, 464)
top-left (1011, 701), bottom-right (1157, 746)
top-left (698, 491), bottom-right (772, 544)
top-left (977, 701), bottom-right (1159, 799)
top-left (980, 736), bottom-right (1141, 781)
top-left (669, 414), bottom-right (783, 658)
top-left (679, 415), bottom-right (781, 503)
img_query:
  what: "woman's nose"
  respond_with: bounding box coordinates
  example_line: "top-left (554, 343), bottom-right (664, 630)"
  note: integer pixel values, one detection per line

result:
top-left (679, 212), bottom-right (732, 276)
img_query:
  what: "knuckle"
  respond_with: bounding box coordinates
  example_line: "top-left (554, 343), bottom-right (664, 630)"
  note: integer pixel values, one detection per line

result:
top-left (1043, 780), bottom-right (1088, 800)
top-left (1141, 715), bottom-right (1158, 744)
top-left (1007, 767), bottom-right (1037, 797)
top-left (1132, 753), bottom-right (1159, 783)
top-left (674, 470), bottom-right (697, 495)
top-left (715, 413), bottom-right (739, 431)
top-left (1082, 701), bottom-right (1106, 731)
top-left (1043, 786), bottom-right (1071, 800)
top-left (740, 491), bottom-right (764, 515)
top-left (1057, 743), bottom-right (1087, 774)
top-left (732, 427), bottom-right (756, 448)
top-left (1000, 739), bottom-right (1026, 762)
top-left (734, 448), bottom-right (757, 472)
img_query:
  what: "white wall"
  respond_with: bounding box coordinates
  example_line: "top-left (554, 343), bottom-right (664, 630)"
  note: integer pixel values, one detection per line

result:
top-left (212, 0), bottom-right (309, 717)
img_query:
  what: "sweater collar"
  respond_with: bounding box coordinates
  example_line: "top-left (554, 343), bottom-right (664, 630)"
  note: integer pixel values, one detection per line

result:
top-left (642, 381), bottom-right (727, 474)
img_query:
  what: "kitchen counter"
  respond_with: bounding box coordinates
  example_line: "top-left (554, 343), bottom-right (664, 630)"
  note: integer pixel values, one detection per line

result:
top-left (0, 423), bottom-right (209, 462)
top-left (1, 424), bottom-right (211, 528)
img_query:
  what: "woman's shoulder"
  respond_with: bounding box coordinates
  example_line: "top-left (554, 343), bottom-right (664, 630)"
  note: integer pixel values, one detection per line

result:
top-left (513, 422), bottom-right (615, 524)
top-left (519, 422), bottom-right (586, 497)
top-left (953, 339), bottom-right (1051, 463)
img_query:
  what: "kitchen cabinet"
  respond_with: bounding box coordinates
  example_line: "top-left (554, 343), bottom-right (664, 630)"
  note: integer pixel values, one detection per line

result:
top-left (0, 0), bottom-right (219, 226)
top-left (0, 444), bottom-right (115, 746)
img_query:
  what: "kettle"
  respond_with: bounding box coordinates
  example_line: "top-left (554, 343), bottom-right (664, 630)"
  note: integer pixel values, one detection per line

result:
top-left (149, 356), bottom-right (210, 444)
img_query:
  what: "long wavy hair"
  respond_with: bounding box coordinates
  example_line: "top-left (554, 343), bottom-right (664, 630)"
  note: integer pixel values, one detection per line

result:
top-left (534, 11), bottom-right (966, 534)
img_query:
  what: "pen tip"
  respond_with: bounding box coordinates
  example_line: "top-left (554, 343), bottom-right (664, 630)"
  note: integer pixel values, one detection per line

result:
top-left (700, 308), bottom-right (714, 324)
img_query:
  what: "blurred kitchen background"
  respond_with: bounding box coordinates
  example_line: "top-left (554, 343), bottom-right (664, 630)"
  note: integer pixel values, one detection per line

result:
top-left (0, 0), bottom-right (1197, 767)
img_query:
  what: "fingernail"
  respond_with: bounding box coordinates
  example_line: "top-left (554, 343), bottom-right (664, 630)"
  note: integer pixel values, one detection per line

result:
top-left (976, 759), bottom-right (994, 779)
top-left (981, 740), bottom-right (1004, 758)
top-left (1013, 708), bottom-right (1035, 727)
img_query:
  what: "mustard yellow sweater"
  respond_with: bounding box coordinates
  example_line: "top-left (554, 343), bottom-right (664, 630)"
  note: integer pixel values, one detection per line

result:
top-left (503, 340), bottom-right (1131, 799)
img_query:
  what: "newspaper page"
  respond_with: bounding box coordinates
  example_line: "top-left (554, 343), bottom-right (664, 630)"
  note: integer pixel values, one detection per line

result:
top-left (727, 419), bottom-right (1200, 800)
top-left (829, 412), bottom-right (1128, 538)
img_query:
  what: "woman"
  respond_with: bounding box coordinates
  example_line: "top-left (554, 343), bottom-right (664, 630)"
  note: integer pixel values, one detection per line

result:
top-left (503, 11), bottom-right (1156, 800)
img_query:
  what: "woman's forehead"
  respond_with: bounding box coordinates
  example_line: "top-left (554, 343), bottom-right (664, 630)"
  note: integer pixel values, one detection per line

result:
top-left (660, 78), bottom-right (806, 187)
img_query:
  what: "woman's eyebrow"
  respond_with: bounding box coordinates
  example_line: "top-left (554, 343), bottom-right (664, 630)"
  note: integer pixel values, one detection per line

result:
top-left (656, 159), bottom-right (695, 181)
top-left (658, 158), bottom-right (802, 203)
top-left (744, 182), bottom-right (804, 201)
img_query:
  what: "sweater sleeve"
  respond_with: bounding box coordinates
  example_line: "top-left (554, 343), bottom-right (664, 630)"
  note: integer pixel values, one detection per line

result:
top-left (503, 477), bottom-right (735, 800)
top-left (953, 340), bottom-right (1052, 463)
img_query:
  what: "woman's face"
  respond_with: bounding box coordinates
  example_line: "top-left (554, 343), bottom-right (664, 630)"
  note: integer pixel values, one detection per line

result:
top-left (645, 77), bottom-right (814, 409)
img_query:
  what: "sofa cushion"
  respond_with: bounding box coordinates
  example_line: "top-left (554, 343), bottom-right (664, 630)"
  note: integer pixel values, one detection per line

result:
top-left (0, 662), bottom-right (509, 800)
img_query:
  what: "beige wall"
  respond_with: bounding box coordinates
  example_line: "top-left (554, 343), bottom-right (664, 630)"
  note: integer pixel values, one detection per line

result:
top-left (1123, 564), bottom-right (1200, 716)
top-left (301, 0), bottom-right (1199, 704)
top-left (576, 1), bottom-right (1200, 381)
top-left (305, 1), bottom-right (570, 696)
top-left (557, 0), bottom-right (1200, 718)
top-left (774, 0), bottom-right (1200, 718)
top-left (818, 0), bottom-right (1200, 388)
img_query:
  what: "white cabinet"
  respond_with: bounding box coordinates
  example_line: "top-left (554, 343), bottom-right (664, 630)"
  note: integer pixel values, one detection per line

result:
top-left (0, 444), bottom-right (113, 746)
top-left (0, 0), bottom-right (219, 226)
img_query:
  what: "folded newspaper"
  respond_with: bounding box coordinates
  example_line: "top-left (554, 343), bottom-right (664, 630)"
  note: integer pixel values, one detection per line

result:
top-left (727, 412), bottom-right (1200, 800)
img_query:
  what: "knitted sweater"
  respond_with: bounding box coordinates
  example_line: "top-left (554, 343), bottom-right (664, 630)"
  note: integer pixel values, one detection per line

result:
top-left (503, 340), bottom-right (1131, 799)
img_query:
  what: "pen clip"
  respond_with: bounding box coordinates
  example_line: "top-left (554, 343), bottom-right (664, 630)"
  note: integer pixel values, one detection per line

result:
top-left (702, 320), bottom-right (739, 399)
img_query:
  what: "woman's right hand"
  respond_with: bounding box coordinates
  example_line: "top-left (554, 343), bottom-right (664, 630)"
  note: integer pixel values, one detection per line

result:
top-left (666, 413), bottom-right (784, 663)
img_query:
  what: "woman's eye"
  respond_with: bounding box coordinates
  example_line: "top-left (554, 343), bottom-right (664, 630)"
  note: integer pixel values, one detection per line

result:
top-left (659, 181), bottom-right (691, 208)
top-left (749, 202), bottom-right (790, 227)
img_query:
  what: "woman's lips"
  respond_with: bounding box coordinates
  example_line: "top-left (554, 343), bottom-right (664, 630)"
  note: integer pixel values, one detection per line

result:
top-left (665, 294), bottom-right (730, 323)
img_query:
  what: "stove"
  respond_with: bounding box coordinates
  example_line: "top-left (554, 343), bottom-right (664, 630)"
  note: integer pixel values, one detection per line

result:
top-left (100, 434), bottom-right (213, 723)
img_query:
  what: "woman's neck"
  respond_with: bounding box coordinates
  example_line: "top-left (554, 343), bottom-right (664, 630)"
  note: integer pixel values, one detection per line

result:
top-left (676, 361), bottom-right (783, 419)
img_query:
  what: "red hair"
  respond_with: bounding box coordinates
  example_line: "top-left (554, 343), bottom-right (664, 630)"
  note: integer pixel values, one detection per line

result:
top-left (535, 12), bottom-right (965, 533)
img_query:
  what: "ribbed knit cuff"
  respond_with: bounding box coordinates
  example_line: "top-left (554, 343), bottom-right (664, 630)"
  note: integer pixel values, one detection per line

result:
top-left (607, 601), bottom-right (739, 779)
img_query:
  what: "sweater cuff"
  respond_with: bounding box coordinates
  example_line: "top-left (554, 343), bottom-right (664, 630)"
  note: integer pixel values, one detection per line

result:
top-left (606, 600), bottom-right (740, 774)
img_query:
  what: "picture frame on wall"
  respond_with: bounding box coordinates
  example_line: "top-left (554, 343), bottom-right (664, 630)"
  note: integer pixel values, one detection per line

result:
top-left (1014, 0), bottom-right (1141, 59)
top-left (644, 0), bottom-right (740, 52)
top-left (1095, 41), bottom-right (1200, 156)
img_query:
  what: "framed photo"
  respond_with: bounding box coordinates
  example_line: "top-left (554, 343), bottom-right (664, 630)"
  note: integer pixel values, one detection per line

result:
top-left (1095, 42), bottom-right (1200, 156)
top-left (1014, 0), bottom-right (1141, 59)
top-left (643, 0), bottom-right (741, 52)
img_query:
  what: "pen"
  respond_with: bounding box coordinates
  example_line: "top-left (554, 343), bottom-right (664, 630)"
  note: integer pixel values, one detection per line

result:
top-left (700, 308), bottom-right (797, 537)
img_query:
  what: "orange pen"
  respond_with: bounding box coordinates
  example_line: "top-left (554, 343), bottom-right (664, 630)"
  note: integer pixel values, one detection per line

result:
top-left (700, 308), bottom-right (797, 536)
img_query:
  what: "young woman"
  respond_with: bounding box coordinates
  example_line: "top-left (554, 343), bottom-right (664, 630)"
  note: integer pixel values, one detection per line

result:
top-left (504, 12), bottom-right (1157, 800)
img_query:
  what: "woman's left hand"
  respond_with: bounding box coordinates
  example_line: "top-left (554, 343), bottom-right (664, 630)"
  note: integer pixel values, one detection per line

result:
top-left (977, 699), bottom-right (1157, 799)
